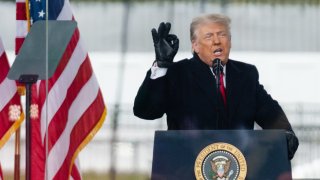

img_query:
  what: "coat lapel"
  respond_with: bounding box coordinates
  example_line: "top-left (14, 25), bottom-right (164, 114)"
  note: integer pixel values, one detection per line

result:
top-left (190, 57), bottom-right (217, 107)
top-left (226, 60), bottom-right (246, 121)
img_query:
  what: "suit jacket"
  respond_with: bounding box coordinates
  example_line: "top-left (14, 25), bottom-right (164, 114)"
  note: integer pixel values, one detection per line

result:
top-left (134, 54), bottom-right (293, 131)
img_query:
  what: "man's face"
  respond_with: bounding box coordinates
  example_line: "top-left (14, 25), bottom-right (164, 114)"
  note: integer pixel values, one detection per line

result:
top-left (192, 22), bottom-right (231, 66)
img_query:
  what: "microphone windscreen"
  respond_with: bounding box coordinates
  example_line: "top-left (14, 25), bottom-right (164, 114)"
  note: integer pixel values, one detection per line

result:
top-left (212, 58), bottom-right (223, 76)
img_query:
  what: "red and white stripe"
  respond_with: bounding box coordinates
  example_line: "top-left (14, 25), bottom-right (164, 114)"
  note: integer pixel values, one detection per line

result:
top-left (0, 163), bottom-right (3, 180)
top-left (0, 37), bottom-right (24, 149)
top-left (0, 37), bottom-right (24, 180)
top-left (15, 0), bottom-right (28, 55)
top-left (0, 45), bottom-right (17, 113)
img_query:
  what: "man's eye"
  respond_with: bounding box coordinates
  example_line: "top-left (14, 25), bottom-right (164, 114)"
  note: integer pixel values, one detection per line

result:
top-left (205, 35), bottom-right (212, 40)
top-left (219, 33), bottom-right (228, 37)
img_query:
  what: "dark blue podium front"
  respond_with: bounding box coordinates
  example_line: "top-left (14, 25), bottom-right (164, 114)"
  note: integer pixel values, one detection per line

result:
top-left (151, 130), bottom-right (291, 180)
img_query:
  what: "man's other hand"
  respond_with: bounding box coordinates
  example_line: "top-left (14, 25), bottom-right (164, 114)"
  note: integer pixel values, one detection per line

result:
top-left (285, 131), bottom-right (299, 160)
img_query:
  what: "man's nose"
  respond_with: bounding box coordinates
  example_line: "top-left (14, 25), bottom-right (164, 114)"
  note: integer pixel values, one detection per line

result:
top-left (212, 34), bottom-right (221, 45)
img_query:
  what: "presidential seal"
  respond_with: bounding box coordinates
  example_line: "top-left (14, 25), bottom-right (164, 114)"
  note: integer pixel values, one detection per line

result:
top-left (194, 143), bottom-right (247, 180)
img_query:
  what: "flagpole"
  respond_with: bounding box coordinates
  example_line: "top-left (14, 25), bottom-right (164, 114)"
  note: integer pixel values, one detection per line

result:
top-left (14, 0), bottom-right (29, 178)
top-left (14, 128), bottom-right (21, 180)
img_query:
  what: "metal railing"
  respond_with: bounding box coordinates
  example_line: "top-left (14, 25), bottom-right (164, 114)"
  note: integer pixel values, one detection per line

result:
top-left (96, 103), bottom-right (320, 177)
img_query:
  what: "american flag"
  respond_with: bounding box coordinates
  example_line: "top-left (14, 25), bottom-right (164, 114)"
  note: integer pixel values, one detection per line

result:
top-left (0, 164), bottom-right (2, 180)
top-left (16, 0), bottom-right (107, 179)
top-left (16, 0), bottom-right (29, 54)
top-left (0, 37), bottom-right (24, 151)
top-left (0, 163), bottom-right (2, 180)
top-left (0, 37), bottom-right (24, 178)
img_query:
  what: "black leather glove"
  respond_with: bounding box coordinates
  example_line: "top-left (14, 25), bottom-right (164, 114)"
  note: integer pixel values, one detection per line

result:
top-left (285, 131), bottom-right (299, 160)
top-left (151, 22), bottom-right (179, 68)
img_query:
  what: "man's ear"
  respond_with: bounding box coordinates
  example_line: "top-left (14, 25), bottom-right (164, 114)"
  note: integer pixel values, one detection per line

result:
top-left (192, 40), bottom-right (198, 54)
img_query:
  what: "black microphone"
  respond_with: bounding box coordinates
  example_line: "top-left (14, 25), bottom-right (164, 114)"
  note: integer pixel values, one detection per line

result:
top-left (212, 58), bottom-right (223, 128)
top-left (212, 58), bottom-right (223, 76)
top-left (212, 58), bottom-right (223, 88)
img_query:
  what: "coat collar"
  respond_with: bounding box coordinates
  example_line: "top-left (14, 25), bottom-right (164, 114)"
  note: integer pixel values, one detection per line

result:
top-left (190, 53), bottom-right (217, 107)
top-left (225, 60), bottom-right (246, 121)
top-left (190, 54), bottom-right (246, 124)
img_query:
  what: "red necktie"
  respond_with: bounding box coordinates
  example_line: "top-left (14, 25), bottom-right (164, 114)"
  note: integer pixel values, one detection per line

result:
top-left (219, 73), bottom-right (227, 106)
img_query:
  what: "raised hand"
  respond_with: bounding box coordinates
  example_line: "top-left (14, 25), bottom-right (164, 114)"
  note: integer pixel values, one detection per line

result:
top-left (151, 22), bottom-right (179, 67)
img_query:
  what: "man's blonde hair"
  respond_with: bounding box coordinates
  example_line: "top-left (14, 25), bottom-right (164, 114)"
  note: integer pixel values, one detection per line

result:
top-left (190, 13), bottom-right (231, 41)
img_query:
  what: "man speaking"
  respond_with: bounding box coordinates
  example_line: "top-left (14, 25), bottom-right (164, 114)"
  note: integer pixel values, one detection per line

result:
top-left (133, 13), bottom-right (298, 160)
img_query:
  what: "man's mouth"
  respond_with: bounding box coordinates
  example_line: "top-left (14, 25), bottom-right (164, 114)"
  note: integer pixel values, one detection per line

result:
top-left (213, 48), bottom-right (223, 56)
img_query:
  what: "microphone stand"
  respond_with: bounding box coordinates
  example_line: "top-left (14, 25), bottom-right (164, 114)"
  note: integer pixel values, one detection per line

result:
top-left (212, 58), bottom-right (222, 129)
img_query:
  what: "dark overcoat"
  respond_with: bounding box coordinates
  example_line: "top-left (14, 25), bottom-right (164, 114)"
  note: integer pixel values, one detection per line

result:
top-left (134, 54), bottom-right (292, 131)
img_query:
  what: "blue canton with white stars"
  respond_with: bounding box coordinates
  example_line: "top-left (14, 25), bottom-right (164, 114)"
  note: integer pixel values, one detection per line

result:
top-left (29, 0), bottom-right (46, 23)
top-left (29, 0), bottom-right (65, 23)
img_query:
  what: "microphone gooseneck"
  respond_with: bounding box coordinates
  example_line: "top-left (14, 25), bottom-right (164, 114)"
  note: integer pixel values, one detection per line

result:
top-left (212, 58), bottom-right (223, 88)
top-left (212, 58), bottom-right (223, 129)
top-left (212, 58), bottom-right (223, 75)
